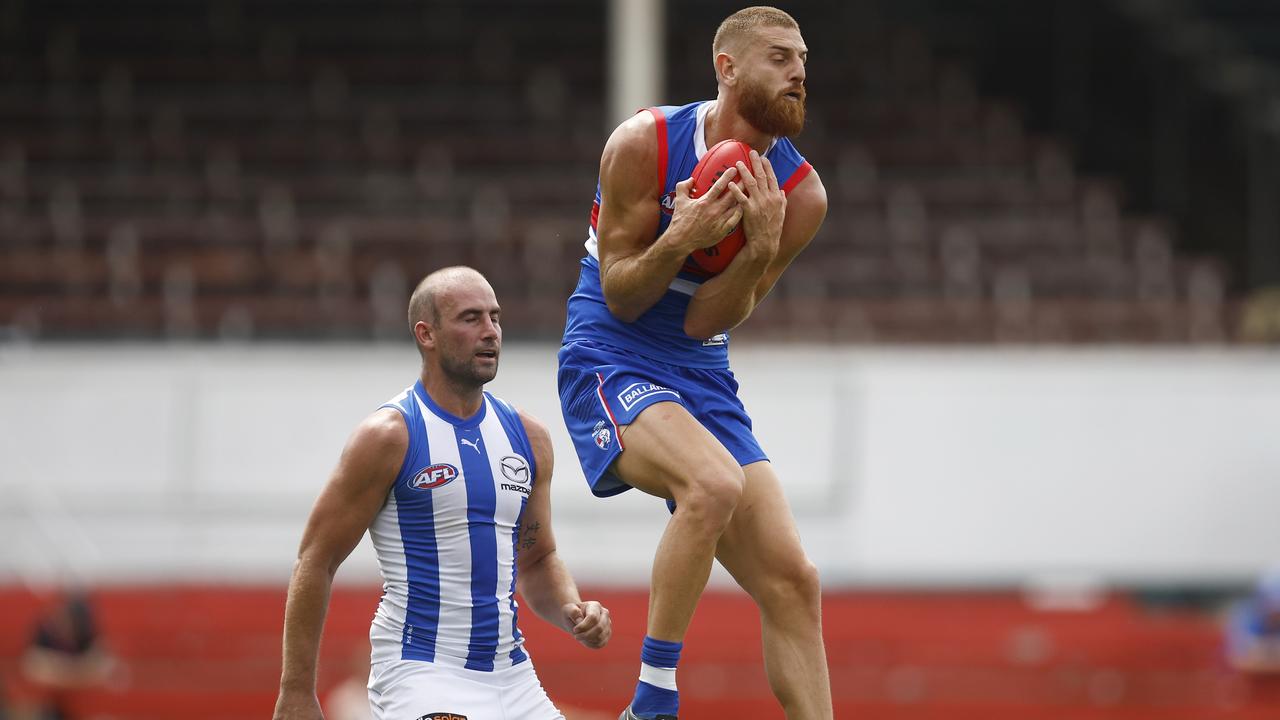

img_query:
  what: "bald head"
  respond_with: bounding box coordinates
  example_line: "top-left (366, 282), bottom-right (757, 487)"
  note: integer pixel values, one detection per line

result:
top-left (407, 266), bottom-right (491, 331)
top-left (408, 266), bottom-right (502, 387)
top-left (712, 6), bottom-right (800, 62)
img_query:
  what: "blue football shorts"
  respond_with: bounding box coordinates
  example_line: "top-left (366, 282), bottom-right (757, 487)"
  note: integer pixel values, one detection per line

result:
top-left (557, 340), bottom-right (768, 498)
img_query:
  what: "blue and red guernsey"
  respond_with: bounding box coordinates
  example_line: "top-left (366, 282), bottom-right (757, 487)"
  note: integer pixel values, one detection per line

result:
top-left (562, 100), bottom-right (812, 369)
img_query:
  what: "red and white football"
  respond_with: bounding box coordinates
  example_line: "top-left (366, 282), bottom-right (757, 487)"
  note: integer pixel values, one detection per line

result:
top-left (685, 138), bottom-right (754, 276)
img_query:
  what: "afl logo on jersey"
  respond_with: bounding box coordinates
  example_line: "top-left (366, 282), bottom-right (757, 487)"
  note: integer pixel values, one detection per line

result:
top-left (660, 190), bottom-right (676, 215)
top-left (410, 463), bottom-right (458, 490)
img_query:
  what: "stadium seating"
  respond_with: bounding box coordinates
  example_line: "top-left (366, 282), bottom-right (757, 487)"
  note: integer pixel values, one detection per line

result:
top-left (0, 0), bottom-right (1236, 342)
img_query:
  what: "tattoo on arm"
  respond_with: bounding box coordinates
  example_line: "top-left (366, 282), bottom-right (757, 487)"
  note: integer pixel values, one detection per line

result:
top-left (519, 521), bottom-right (541, 550)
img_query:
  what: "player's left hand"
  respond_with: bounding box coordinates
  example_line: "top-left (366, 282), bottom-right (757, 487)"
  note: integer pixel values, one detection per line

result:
top-left (563, 600), bottom-right (612, 650)
top-left (728, 150), bottom-right (786, 262)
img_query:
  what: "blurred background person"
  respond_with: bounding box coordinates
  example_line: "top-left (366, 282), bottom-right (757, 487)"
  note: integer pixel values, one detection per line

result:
top-left (16, 591), bottom-right (120, 720)
top-left (1226, 568), bottom-right (1280, 674)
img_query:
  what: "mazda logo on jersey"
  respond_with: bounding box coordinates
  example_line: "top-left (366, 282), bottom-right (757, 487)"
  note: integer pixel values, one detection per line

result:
top-left (500, 455), bottom-right (531, 485)
top-left (410, 463), bottom-right (458, 490)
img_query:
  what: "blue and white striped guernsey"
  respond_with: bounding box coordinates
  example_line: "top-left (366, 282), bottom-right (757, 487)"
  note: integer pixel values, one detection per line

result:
top-left (368, 380), bottom-right (538, 671)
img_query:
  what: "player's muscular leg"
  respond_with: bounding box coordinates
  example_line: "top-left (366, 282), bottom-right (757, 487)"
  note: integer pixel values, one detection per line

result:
top-left (715, 462), bottom-right (833, 720)
top-left (614, 401), bottom-right (745, 642)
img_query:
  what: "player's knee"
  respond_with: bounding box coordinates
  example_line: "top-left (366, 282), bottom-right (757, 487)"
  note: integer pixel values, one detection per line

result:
top-left (792, 559), bottom-right (823, 607)
top-left (759, 558), bottom-right (822, 613)
top-left (680, 466), bottom-right (744, 526)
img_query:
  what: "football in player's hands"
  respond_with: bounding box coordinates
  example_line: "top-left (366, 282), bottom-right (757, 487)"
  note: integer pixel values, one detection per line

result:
top-left (685, 139), bottom-right (754, 276)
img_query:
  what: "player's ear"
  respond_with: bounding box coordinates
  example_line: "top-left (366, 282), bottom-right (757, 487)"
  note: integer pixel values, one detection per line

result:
top-left (414, 320), bottom-right (436, 349)
top-left (715, 51), bottom-right (737, 86)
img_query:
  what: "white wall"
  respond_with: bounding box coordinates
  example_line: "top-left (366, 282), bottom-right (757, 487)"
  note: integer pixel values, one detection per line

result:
top-left (1, 343), bottom-right (1278, 588)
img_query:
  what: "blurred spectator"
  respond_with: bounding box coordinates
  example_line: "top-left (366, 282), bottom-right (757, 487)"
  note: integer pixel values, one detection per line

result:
top-left (18, 591), bottom-right (120, 720)
top-left (1225, 569), bottom-right (1280, 674)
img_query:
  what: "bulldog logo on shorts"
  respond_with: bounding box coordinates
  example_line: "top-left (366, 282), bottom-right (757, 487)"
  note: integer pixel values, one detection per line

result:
top-left (416, 714), bottom-right (467, 720)
top-left (592, 420), bottom-right (612, 450)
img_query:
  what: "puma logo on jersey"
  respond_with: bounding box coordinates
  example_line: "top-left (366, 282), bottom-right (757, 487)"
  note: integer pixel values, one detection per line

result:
top-left (460, 437), bottom-right (482, 453)
top-left (702, 333), bottom-right (728, 347)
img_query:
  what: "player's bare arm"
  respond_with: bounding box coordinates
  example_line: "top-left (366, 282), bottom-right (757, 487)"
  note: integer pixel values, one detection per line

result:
top-left (597, 111), bottom-right (742, 323)
top-left (514, 411), bottom-right (612, 650)
top-left (684, 165), bottom-right (827, 339)
top-left (272, 409), bottom-right (406, 720)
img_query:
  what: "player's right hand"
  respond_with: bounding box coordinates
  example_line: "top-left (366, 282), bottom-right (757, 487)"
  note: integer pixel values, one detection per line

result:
top-left (666, 167), bottom-right (742, 253)
top-left (563, 600), bottom-right (612, 650)
top-left (272, 689), bottom-right (324, 720)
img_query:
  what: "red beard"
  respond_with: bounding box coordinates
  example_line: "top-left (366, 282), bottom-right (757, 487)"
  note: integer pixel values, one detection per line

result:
top-left (738, 77), bottom-right (806, 137)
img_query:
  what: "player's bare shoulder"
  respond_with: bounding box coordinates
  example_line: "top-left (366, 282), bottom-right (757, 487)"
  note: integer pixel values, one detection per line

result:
top-left (599, 110), bottom-right (660, 190)
top-left (340, 407), bottom-right (409, 484)
top-left (779, 165), bottom-right (827, 254)
top-left (597, 110), bottom-right (666, 270)
top-left (516, 409), bottom-right (554, 480)
top-left (358, 406), bottom-right (409, 448)
top-left (788, 165), bottom-right (827, 212)
top-left (516, 409), bottom-right (553, 450)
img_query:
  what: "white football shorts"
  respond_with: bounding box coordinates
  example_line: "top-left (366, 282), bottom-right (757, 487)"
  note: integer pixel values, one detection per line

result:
top-left (368, 657), bottom-right (564, 720)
